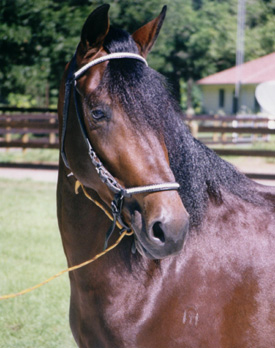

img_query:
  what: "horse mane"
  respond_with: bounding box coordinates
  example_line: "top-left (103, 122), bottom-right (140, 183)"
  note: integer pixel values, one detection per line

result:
top-left (98, 26), bottom-right (274, 227)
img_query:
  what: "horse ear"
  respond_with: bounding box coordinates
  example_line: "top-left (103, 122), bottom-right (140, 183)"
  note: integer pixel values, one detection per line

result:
top-left (80, 4), bottom-right (110, 54)
top-left (132, 6), bottom-right (167, 57)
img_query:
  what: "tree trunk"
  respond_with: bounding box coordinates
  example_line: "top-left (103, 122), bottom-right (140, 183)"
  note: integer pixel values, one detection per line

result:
top-left (187, 78), bottom-right (193, 110)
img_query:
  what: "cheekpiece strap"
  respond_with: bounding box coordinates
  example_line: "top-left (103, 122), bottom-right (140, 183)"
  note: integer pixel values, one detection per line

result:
top-left (61, 54), bottom-right (77, 169)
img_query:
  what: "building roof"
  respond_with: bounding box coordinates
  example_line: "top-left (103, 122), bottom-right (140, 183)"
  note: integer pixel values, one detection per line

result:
top-left (197, 52), bottom-right (275, 85)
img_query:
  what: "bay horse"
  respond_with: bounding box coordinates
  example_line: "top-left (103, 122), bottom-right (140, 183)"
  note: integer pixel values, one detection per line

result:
top-left (57, 4), bottom-right (275, 348)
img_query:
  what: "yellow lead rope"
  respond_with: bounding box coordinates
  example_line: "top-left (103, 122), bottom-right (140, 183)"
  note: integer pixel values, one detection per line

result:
top-left (0, 181), bottom-right (133, 301)
top-left (74, 180), bottom-right (123, 229)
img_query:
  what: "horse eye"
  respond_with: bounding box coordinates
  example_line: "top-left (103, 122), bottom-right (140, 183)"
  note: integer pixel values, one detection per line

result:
top-left (90, 109), bottom-right (105, 120)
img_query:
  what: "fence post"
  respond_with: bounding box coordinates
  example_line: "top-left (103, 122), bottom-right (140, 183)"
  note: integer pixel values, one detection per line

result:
top-left (213, 114), bottom-right (219, 143)
top-left (189, 120), bottom-right (199, 138)
top-left (49, 116), bottom-right (56, 144)
top-left (4, 116), bottom-right (12, 152)
top-left (221, 121), bottom-right (227, 142)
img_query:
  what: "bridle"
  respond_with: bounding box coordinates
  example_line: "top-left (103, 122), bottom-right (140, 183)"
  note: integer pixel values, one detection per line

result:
top-left (61, 51), bottom-right (180, 249)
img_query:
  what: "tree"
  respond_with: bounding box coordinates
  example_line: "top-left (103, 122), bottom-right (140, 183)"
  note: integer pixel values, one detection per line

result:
top-left (0, 0), bottom-right (275, 109)
top-left (0, 0), bottom-right (99, 106)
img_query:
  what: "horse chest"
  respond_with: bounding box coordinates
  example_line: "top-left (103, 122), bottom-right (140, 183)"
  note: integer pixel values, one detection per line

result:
top-left (74, 224), bottom-right (275, 348)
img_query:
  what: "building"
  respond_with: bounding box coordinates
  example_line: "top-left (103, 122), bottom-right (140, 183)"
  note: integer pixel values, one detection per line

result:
top-left (197, 52), bottom-right (275, 115)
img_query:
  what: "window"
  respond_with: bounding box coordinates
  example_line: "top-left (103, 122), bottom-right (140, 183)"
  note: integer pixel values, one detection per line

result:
top-left (219, 89), bottom-right (225, 108)
top-left (232, 92), bottom-right (238, 114)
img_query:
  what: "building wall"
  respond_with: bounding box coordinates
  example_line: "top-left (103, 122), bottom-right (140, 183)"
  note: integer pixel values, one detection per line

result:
top-left (240, 85), bottom-right (258, 113)
top-left (199, 84), bottom-right (257, 114)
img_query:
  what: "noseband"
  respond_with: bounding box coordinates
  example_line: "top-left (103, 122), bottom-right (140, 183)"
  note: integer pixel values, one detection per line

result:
top-left (61, 51), bottom-right (180, 249)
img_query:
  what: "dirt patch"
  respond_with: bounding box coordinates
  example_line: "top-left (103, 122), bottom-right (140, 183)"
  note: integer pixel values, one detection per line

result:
top-left (229, 157), bottom-right (275, 174)
top-left (0, 167), bottom-right (58, 182)
top-left (0, 157), bottom-right (274, 186)
top-left (226, 157), bottom-right (275, 186)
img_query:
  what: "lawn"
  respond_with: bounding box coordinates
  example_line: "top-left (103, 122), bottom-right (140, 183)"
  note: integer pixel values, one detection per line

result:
top-left (0, 179), bottom-right (76, 348)
top-left (0, 149), bottom-right (59, 164)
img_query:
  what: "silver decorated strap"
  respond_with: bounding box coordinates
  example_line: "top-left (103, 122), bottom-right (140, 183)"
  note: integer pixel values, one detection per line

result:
top-left (74, 52), bottom-right (148, 80)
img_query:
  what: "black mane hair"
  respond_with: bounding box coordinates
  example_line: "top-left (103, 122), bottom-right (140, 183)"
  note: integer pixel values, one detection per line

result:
top-left (100, 26), bottom-right (272, 226)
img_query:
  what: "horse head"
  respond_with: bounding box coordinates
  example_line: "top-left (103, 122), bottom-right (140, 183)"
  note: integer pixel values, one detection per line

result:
top-left (58, 4), bottom-right (189, 259)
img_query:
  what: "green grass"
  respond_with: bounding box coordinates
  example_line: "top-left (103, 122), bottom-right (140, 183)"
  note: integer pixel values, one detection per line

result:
top-left (0, 179), bottom-right (76, 348)
top-left (0, 149), bottom-right (59, 164)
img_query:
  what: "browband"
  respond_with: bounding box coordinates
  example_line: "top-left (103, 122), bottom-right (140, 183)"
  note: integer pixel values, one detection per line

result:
top-left (74, 52), bottom-right (148, 80)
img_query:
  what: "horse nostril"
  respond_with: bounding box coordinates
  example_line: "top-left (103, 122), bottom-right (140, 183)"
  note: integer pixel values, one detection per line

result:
top-left (152, 221), bottom-right (166, 244)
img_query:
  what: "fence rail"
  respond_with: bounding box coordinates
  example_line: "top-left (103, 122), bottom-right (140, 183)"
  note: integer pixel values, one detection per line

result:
top-left (0, 107), bottom-right (58, 149)
top-left (0, 108), bottom-right (274, 180)
top-left (182, 113), bottom-right (275, 159)
top-left (198, 125), bottom-right (274, 135)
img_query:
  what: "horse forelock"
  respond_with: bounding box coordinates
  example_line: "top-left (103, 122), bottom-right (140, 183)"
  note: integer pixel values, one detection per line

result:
top-left (98, 27), bottom-right (178, 132)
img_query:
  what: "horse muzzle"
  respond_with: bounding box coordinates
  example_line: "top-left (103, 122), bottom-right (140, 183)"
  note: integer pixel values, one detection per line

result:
top-left (130, 191), bottom-right (189, 259)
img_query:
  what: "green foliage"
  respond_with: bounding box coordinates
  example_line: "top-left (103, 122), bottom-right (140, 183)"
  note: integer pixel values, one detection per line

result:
top-left (7, 93), bottom-right (38, 108)
top-left (1, 0), bottom-right (275, 109)
top-left (180, 79), bottom-right (202, 113)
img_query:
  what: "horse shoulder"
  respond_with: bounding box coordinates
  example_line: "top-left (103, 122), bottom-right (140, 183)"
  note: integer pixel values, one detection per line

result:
top-left (168, 193), bottom-right (275, 347)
